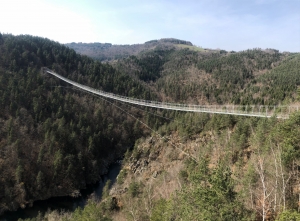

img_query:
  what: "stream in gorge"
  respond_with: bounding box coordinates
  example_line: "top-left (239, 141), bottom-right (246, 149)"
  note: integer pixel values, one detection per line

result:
top-left (0, 162), bottom-right (121, 221)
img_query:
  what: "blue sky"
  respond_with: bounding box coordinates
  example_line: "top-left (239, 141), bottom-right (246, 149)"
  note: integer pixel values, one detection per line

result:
top-left (0, 0), bottom-right (299, 52)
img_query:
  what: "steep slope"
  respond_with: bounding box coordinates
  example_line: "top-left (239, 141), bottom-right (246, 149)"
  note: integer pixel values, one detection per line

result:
top-left (114, 47), bottom-right (299, 105)
top-left (24, 112), bottom-right (300, 221)
top-left (0, 34), bottom-right (153, 215)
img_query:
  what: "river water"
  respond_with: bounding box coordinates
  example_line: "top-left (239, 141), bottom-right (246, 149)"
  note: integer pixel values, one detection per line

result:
top-left (0, 163), bottom-right (121, 221)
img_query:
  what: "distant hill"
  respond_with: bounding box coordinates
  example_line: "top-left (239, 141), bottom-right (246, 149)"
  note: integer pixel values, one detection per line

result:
top-left (65, 38), bottom-right (196, 61)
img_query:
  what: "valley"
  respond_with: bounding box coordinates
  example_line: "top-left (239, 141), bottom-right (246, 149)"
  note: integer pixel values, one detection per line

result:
top-left (0, 34), bottom-right (299, 220)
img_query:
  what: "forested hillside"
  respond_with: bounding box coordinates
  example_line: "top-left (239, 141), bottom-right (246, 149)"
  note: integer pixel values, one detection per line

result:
top-left (0, 34), bottom-right (154, 215)
top-left (114, 47), bottom-right (300, 105)
top-left (62, 39), bottom-right (299, 221)
top-left (19, 112), bottom-right (300, 221)
top-left (68, 38), bottom-right (300, 106)
top-left (1, 33), bottom-right (300, 221)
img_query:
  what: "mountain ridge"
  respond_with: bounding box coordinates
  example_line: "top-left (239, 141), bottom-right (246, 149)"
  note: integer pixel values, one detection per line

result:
top-left (65, 38), bottom-right (199, 61)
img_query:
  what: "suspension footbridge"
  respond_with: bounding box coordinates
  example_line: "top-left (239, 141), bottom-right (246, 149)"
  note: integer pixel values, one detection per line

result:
top-left (43, 68), bottom-right (298, 119)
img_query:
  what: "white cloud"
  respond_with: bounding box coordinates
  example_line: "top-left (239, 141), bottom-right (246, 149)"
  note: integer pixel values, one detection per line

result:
top-left (0, 0), bottom-right (97, 43)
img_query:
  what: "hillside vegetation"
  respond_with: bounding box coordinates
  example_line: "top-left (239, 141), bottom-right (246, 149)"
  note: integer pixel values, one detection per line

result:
top-left (1, 33), bottom-right (300, 220)
top-left (0, 33), bottom-right (155, 215)
top-left (114, 47), bottom-right (300, 105)
top-left (18, 112), bottom-right (300, 221)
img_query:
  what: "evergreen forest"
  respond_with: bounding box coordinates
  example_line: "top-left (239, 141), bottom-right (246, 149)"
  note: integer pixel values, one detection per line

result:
top-left (0, 34), bottom-right (299, 221)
